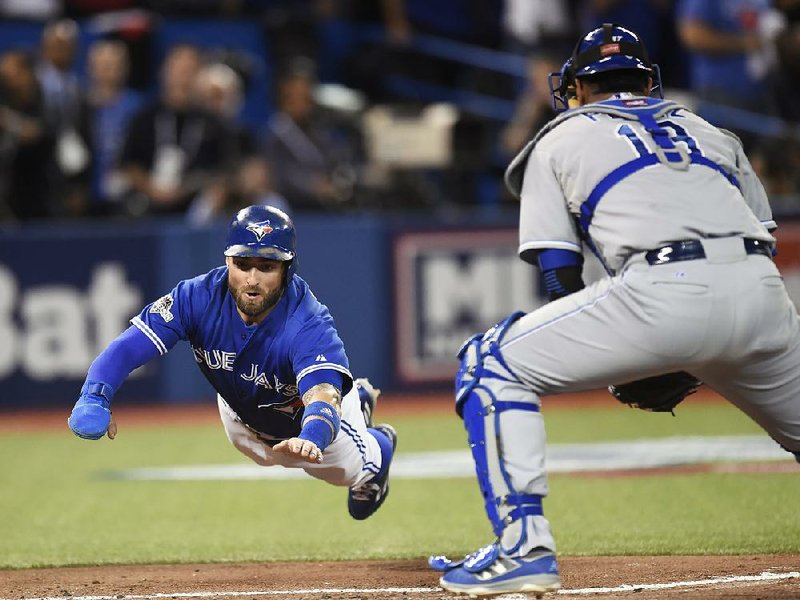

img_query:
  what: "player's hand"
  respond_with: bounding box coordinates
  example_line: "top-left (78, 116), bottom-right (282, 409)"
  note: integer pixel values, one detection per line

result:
top-left (68, 393), bottom-right (112, 440)
top-left (272, 437), bottom-right (323, 463)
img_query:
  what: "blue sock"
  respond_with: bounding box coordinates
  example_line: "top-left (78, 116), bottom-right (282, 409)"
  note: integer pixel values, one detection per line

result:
top-left (369, 427), bottom-right (394, 479)
top-left (794, 452), bottom-right (800, 464)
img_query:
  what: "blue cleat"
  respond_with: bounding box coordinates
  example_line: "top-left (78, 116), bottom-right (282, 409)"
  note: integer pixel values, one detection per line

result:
top-left (348, 423), bottom-right (396, 520)
top-left (439, 544), bottom-right (561, 596)
top-left (354, 377), bottom-right (380, 427)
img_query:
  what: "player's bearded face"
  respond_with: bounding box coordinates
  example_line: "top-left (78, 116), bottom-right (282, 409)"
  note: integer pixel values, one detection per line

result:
top-left (226, 256), bottom-right (285, 322)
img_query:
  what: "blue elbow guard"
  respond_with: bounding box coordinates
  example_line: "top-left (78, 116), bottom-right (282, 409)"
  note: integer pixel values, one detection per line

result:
top-left (68, 380), bottom-right (116, 440)
top-left (297, 401), bottom-right (341, 451)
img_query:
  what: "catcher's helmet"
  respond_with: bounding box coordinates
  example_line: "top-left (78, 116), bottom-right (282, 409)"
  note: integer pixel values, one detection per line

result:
top-left (549, 23), bottom-right (662, 111)
top-left (224, 205), bottom-right (296, 270)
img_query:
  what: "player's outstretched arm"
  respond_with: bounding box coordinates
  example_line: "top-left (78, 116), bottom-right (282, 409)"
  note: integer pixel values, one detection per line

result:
top-left (68, 326), bottom-right (161, 441)
top-left (273, 383), bottom-right (342, 463)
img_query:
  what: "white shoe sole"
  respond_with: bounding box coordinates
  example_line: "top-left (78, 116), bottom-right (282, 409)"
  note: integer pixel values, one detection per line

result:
top-left (439, 576), bottom-right (561, 597)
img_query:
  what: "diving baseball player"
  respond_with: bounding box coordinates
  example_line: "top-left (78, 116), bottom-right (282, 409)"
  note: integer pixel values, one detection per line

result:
top-left (67, 205), bottom-right (396, 521)
top-left (430, 23), bottom-right (800, 596)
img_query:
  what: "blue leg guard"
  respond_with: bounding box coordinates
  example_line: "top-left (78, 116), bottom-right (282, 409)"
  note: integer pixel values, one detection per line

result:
top-left (430, 312), bottom-right (556, 573)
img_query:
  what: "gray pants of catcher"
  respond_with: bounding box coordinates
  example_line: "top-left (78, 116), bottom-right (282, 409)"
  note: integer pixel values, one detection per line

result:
top-left (488, 236), bottom-right (800, 553)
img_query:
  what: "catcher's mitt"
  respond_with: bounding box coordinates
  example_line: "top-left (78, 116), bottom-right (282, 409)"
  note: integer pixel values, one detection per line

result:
top-left (609, 371), bottom-right (701, 414)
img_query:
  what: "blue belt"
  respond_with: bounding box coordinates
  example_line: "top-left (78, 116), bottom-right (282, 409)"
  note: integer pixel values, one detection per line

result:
top-left (645, 238), bottom-right (772, 266)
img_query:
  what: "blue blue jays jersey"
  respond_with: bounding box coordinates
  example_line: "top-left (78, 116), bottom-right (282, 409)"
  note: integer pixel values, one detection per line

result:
top-left (131, 267), bottom-right (352, 440)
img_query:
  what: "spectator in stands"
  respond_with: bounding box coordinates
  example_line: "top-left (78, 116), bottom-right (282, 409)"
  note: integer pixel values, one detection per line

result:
top-left (119, 44), bottom-right (231, 216)
top-left (195, 62), bottom-right (255, 158)
top-left (189, 62), bottom-right (269, 225)
top-left (86, 40), bottom-right (144, 216)
top-left (502, 0), bottom-right (577, 57)
top-left (187, 156), bottom-right (290, 225)
top-left (677, 0), bottom-right (777, 113)
top-left (235, 156), bottom-right (290, 212)
top-left (499, 51), bottom-right (561, 157)
top-left (0, 50), bottom-right (53, 221)
top-left (773, 23), bottom-right (800, 122)
top-left (37, 18), bottom-right (92, 217)
top-left (259, 0), bottom-right (333, 73)
top-left (263, 58), bottom-right (362, 211)
top-left (0, 0), bottom-right (61, 20)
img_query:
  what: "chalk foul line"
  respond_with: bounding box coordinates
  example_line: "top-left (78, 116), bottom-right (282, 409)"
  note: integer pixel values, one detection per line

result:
top-left (555, 569), bottom-right (800, 595)
top-left (6, 570), bottom-right (800, 599)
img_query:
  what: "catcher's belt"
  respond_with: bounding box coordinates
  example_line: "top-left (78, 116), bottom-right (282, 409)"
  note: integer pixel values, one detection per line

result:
top-left (646, 238), bottom-right (772, 266)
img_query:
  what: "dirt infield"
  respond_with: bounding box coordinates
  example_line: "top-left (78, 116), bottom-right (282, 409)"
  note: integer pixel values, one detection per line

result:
top-left (1, 556), bottom-right (799, 599)
top-left (0, 388), bottom-right (732, 433)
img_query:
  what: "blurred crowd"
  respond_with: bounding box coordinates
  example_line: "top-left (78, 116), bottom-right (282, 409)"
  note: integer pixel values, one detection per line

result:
top-left (1, 0), bottom-right (800, 224)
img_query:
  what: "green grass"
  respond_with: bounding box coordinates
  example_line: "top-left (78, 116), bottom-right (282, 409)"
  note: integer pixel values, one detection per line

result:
top-left (396, 401), bottom-right (767, 449)
top-left (1, 402), bottom-right (797, 568)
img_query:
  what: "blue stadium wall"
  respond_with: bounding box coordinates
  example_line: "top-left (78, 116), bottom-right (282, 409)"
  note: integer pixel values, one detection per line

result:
top-left (5, 215), bottom-right (800, 409)
top-left (0, 211), bottom-right (547, 408)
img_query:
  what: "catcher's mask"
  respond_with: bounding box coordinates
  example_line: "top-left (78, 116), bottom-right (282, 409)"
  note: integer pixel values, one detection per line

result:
top-left (224, 205), bottom-right (297, 278)
top-left (549, 23), bottom-right (663, 111)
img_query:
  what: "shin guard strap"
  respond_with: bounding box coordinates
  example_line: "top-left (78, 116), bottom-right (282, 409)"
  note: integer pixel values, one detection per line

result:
top-left (493, 401), bottom-right (540, 413)
top-left (502, 493), bottom-right (543, 526)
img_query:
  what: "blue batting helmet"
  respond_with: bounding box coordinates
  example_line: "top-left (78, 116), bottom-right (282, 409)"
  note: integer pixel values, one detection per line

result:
top-left (224, 205), bottom-right (296, 265)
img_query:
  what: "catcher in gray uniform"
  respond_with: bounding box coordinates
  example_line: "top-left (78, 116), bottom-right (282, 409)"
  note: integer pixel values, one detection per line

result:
top-left (429, 23), bottom-right (800, 597)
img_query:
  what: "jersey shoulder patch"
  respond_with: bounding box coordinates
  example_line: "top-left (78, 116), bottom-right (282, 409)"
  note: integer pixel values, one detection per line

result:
top-left (149, 294), bottom-right (174, 322)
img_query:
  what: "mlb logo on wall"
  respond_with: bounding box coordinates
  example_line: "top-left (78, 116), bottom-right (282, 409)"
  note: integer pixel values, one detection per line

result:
top-left (393, 230), bottom-right (544, 385)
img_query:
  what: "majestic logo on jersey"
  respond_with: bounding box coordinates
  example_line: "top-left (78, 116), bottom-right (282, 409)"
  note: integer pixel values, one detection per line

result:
top-left (315, 354), bottom-right (327, 361)
top-left (245, 221), bottom-right (274, 241)
top-left (149, 294), bottom-right (174, 323)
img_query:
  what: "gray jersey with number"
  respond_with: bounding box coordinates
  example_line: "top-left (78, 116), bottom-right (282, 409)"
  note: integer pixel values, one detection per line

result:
top-left (481, 96), bottom-right (800, 558)
top-left (506, 96), bottom-right (775, 272)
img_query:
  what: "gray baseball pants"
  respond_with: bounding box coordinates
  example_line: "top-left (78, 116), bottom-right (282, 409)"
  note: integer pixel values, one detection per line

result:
top-left (486, 236), bottom-right (800, 553)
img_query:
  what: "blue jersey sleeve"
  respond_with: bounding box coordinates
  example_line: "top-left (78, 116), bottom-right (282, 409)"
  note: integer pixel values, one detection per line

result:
top-left (130, 280), bottom-right (194, 355)
top-left (290, 317), bottom-right (353, 397)
top-left (86, 325), bottom-right (162, 391)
